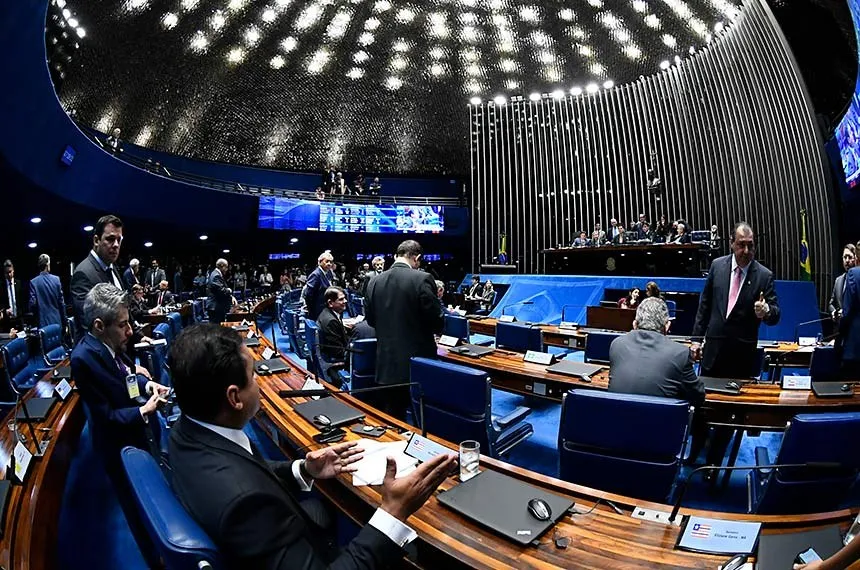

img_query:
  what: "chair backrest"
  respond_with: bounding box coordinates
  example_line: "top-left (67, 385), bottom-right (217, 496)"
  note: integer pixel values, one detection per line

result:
top-left (166, 312), bottom-right (183, 339)
top-left (754, 412), bottom-right (860, 514)
top-left (584, 331), bottom-right (623, 364)
top-left (349, 338), bottom-right (377, 390)
top-left (495, 321), bottom-right (542, 352)
top-left (409, 357), bottom-right (495, 454)
top-left (442, 314), bottom-right (470, 341)
top-left (558, 389), bottom-right (692, 502)
top-left (809, 346), bottom-right (840, 383)
top-left (1, 338), bottom-right (35, 395)
top-left (153, 322), bottom-right (172, 343)
top-left (39, 324), bottom-right (67, 363)
top-left (304, 319), bottom-right (322, 378)
top-left (120, 447), bottom-right (223, 570)
top-left (191, 300), bottom-right (205, 324)
top-left (665, 300), bottom-right (677, 319)
top-left (66, 316), bottom-right (77, 345)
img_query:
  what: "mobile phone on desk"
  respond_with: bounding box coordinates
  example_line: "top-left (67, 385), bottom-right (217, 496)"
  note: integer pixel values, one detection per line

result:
top-left (795, 547), bottom-right (823, 565)
top-left (350, 424), bottom-right (385, 438)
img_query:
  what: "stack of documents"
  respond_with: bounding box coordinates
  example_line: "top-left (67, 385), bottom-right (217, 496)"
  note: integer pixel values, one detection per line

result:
top-left (351, 438), bottom-right (418, 486)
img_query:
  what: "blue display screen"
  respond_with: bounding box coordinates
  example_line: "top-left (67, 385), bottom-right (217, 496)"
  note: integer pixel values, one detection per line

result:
top-left (259, 197), bottom-right (445, 233)
top-left (835, 0), bottom-right (860, 188)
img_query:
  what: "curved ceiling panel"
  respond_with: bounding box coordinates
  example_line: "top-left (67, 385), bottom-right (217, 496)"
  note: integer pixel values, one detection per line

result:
top-left (56, 0), bottom-right (740, 175)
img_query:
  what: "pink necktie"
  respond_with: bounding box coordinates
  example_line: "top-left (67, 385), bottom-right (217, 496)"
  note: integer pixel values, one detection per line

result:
top-left (727, 266), bottom-right (742, 316)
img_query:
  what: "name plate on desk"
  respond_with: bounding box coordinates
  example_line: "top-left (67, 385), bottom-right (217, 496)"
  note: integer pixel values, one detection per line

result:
top-left (558, 321), bottom-right (579, 329)
top-left (498, 315), bottom-right (516, 323)
top-left (247, 329), bottom-right (256, 338)
top-left (261, 347), bottom-right (275, 360)
top-left (55, 379), bottom-right (73, 400)
top-left (798, 337), bottom-right (817, 347)
top-left (676, 516), bottom-right (760, 555)
top-left (438, 335), bottom-right (460, 347)
top-left (523, 350), bottom-right (555, 365)
top-left (782, 375), bottom-right (812, 390)
top-left (13, 441), bottom-right (33, 482)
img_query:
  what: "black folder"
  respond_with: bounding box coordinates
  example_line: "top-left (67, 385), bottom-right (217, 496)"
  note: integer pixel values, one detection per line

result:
top-left (448, 344), bottom-right (495, 357)
top-left (437, 470), bottom-right (574, 545)
top-left (755, 525), bottom-right (842, 570)
top-left (255, 358), bottom-right (290, 374)
top-left (16, 397), bottom-right (57, 422)
top-left (545, 360), bottom-right (604, 380)
top-left (294, 398), bottom-right (365, 429)
top-left (812, 382), bottom-right (854, 398)
top-left (243, 337), bottom-right (261, 347)
top-left (700, 376), bottom-right (742, 396)
top-left (0, 480), bottom-right (10, 537)
top-left (51, 366), bottom-right (72, 380)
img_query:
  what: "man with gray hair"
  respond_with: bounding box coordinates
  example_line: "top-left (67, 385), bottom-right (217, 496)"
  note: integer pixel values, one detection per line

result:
top-left (302, 250), bottom-right (335, 320)
top-left (608, 297), bottom-right (704, 405)
top-left (70, 283), bottom-right (169, 565)
top-left (360, 255), bottom-right (385, 298)
top-left (123, 258), bottom-right (141, 292)
top-left (207, 258), bottom-right (237, 324)
top-left (29, 253), bottom-right (65, 329)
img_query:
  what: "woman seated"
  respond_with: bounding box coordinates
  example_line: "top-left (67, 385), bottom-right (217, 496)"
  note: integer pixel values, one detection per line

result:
top-left (618, 287), bottom-right (641, 309)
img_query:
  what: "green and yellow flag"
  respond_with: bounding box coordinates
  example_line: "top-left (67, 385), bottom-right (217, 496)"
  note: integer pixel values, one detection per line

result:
top-left (499, 233), bottom-right (507, 255)
top-left (799, 210), bottom-right (811, 281)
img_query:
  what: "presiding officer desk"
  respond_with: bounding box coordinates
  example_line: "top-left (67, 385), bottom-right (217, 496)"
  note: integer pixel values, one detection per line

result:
top-left (243, 324), bottom-right (857, 569)
top-left (0, 360), bottom-right (85, 570)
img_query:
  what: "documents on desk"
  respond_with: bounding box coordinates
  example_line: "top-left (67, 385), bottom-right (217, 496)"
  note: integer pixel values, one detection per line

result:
top-left (351, 438), bottom-right (418, 486)
top-left (343, 315), bottom-right (365, 327)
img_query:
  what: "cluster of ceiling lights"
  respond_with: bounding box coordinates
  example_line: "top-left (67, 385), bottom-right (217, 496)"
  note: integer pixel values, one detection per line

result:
top-left (55, 0), bottom-right (86, 38)
top-left (117, 0), bottom-right (739, 97)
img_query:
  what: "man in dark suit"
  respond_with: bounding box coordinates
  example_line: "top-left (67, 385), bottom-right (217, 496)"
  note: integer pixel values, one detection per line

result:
top-left (28, 254), bottom-right (65, 329)
top-left (366, 240), bottom-right (445, 418)
top-left (318, 286), bottom-right (349, 362)
top-left (302, 251), bottom-right (335, 321)
top-left (123, 258), bottom-right (141, 292)
top-left (691, 222), bottom-right (780, 378)
top-left (207, 258), bottom-right (236, 324)
top-left (670, 223), bottom-right (692, 244)
top-left (70, 214), bottom-right (126, 339)
top-left (167, 324), bottom-right (455, 569)
top-left (153, 280), bottom-right (175, 309)
top-left (359, 256), bottom-right (385, 298)
top-left (609, 297), bottom-right (704, 405)
top-left (70, 283), bottom-right (169, 565)
top-left (840, 265), bottom-right (860, 379)
top-left (0, 259), bottom-right (23, 333)
top-left (144, 258), bottom-right (166, 292)
top-left (830, 244), bottom-right (856, 322)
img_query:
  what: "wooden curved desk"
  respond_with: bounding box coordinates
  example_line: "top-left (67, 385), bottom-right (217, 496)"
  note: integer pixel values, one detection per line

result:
top-left (0, 365), bottom-right (84, 570)
top-left (226, 294), bottom-right (277, 322)
top-left (244, 327), bottom-right (856, 569)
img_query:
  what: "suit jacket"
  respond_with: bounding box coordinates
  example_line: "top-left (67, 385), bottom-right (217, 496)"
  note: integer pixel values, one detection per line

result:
top-left (70, 333), bottom-right (158, 465)
top-left (840, 267), bottom-right (860, 362)
top-left (692, 255), bottom-right (780, 377)
top-left (318, 307), bottom-right (348, 361)
top-left (671, 233), bottom-right (692, 244)
top-left (303, 267), bottom-right (333, 321)
top-left (123, 266), bottom-right (141, 291)
top-left (830, 273), bottom-right (848, 315)
top-left (154, 289), bottom-right (175, 307)
top-left (144, 268), bottom-right (166, 289)
top-left (71, 253), bottom-right (124, 338)
top-left (169, 416), bottom-right (404, 570)
top-left (609, 329), bottom-right (704, 405)
top-left (366, 263), bottom-right (444, 384)
top-left (206, 269), bottom-right (233, 322)
top-left (0, 277), bottom-right (24, 331)
top-left (28, 271), bottom-right (65, 329)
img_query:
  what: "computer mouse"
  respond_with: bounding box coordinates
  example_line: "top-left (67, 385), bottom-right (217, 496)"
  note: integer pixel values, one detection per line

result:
top-left (259, 364), bottom-right (269, 371)
top-left (842, 383), bottom-right (852, 392)
top-left (313, 414), bottom-right (332, 427)
top-left (527, 498), bottom-right (552, 521)
top-left (722, 553), bottom-right (748, 570)
top-left (726, 381), bottom-right (741, 391)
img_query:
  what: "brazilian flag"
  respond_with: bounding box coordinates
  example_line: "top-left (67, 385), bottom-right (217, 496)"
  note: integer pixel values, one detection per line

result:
top-left (800, 210), bottom-right (812, 281)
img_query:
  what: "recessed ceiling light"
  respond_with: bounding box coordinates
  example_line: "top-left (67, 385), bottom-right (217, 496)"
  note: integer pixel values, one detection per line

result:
top-left (469, 96), bottom-right (482, 105)
top-left (223, 248), bottom-right (231, 253)
top-left (570, 86), bottom-right (583, 96)
top-left (290, 237), bottom-right (299, 243)
top-left (529, 92), bottom-right (541, 101)
top-left (551, 89), bottom-right (565, 99)
top-left (493, 95), bottom-right (507, 105)
top-left (28, 242), bottom-right (37, 249)
top-left (199, 235), bottom-right (208, 240)
top-left (144, 241), bottom-right (153, 247)
top-left (30, 217), bottom-right (42, 224)
top-left (83, 224), bottom-right (94, 232)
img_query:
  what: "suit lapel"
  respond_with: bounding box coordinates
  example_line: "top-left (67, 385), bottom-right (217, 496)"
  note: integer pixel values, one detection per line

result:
top-left (717, 256), bottom-right (731, 321)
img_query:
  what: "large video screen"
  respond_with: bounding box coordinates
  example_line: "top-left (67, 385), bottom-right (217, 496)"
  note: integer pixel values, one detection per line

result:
top-left (836, 0), bottom-right (860, 188)
top-left (259, 197), bottom-right (444, 233)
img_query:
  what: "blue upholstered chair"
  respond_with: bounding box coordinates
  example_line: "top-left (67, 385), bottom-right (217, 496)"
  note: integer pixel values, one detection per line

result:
top-left (442, 314), bottom-right (470, 342)
top-left (349, 338), bottom-right (377, 392)
top-left (304, 320), bottom-right (346, 386)
top-left (584, 331), bottom-right (623, 364)
top-left (809, 346), bottom-right (840, 383)
top-left (39, 324), bottom-right (69, 365)
top-left (1, 338), bottom-right (44, 398)
top-left (558, 389), bottom-right (692, 503)
top-left (166, 312), bottom-right (183, 340)
top-left (191, 300), bottom-right (206, 324)
top-left (495, 321), bottom-right (542, 352)
top-left (121, 447), bottom-right (223, 570)
top-left (409, 357), bottom-right (533, 458)
top-left (142, 323), bottom-right (173, 386)
top-left (288, 311), bottom-right (308, 359)
top-left (665, 300), bottom-right (677, 319)
top-left (747, 413), bottom-right (860, 514)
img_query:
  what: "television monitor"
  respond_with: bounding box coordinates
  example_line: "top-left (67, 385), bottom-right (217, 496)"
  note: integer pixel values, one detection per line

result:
top-left (259, 197), bottom-right (445, 233)
top-left (835, 0), bottom-right (860, 188)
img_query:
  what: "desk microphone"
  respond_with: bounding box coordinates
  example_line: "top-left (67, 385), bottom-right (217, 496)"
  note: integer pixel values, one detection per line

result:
top-left (560, 304), bottom-right (587, 324)
top-left (501, 301), bottom-right (534, 319)
top-left (793, 317), bottom-right (833, 343)
top-left (669, 461), bottom-right (843, 522)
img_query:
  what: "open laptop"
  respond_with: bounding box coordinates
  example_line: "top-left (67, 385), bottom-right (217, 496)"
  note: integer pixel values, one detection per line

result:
top-left (437, 470), bottom-right (573, 545)
top-left (700, 376), bottom-right (742, 396)
top-left (448, 344), bottom-right (495, 357)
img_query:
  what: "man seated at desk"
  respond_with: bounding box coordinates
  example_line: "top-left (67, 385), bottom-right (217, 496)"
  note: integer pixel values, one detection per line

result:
top-left (318, 286), bottom-right (350, 362)
top-left (608, 297), bottom-right (704, 405)
top-left (636, 222), bottom-right (654, 242)
top-left (572, 231), bottom-right (589, 248)
top-left (167, 324), bottom-right (456, 570)
top-left (153, 280), bottom-right (175, 310)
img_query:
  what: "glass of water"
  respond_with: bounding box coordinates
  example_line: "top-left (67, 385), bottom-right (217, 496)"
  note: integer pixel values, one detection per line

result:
top-left (459, 440), bottom-right (480, 482)
top-left (844, 511), bottom-right (860, 545)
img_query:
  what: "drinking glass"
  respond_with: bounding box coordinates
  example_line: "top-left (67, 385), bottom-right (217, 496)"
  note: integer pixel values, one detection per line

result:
top-left (459, 440), bottom-right (480, 482)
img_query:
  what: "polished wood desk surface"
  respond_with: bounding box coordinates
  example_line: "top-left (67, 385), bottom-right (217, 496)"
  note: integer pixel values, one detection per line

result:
top-left (0, 361), bottom-right (84, 570)
top-left (139, 302), bottom-right (193, 325)
top-left (226, 294), bottom-right (277, 321)
top-left (243, 324), bottom-right (856, 569)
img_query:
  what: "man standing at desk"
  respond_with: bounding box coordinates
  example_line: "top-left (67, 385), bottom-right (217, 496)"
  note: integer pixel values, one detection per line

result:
top-left (366, 240), bottom-right (444, 418)
top-left (303, 251), bottom-right (335, 321)
top-left (840, 263), bottom-right (860, 378)
top-left (207, 258), bottom-right (236, 324)
top-left (691, 222), bottom-right (780, 378)
top-left (29, 254), bottom-right (65, 330)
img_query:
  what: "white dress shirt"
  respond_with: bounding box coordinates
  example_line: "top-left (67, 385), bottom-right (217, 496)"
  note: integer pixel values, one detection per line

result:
top-left (186, 416), bottom-right (417, 547)
top-left (90, 250), bottom-right (122, 289)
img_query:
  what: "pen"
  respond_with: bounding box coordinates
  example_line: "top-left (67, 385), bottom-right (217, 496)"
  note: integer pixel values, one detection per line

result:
top-left (605, 500), bottom-right (624, 515)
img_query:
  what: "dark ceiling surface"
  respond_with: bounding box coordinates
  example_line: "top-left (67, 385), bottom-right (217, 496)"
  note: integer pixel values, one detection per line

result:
top-left (55, 0), bottom-right (742, 176)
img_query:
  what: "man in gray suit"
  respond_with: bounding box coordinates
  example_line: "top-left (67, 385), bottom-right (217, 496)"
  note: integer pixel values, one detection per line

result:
top-left (830, 244), bottom-right (856, 322)
top-left (608, 297), bottom-right (704, 405)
